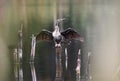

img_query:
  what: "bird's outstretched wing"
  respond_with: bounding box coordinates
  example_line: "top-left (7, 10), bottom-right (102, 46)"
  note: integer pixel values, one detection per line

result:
top-left (36, 29), bottom-right (53, 42)
top-left (61, 28), bottom-right (84, 42)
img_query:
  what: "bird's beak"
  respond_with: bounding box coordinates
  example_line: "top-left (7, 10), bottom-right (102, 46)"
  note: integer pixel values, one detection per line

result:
top-left (79, 37), bottom-right (84, 42)
top-left (62, 18), bottom-right (65, 21)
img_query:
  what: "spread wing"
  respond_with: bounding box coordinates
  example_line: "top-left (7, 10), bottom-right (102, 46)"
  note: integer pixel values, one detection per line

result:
top-left (61, 28), bottom-right (84, 42)
top-left (36, 29), bottom-right (53, 42)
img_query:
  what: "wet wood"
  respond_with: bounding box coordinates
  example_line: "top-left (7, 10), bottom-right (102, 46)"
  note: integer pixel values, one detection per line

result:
top-left (55, 47), bottom-right (63, 81)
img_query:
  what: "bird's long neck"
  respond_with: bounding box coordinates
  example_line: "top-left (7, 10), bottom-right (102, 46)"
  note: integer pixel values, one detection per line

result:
top-left (54, 18), bottom-right (64, 31)
top-left (53, 25), bottom-right (61, 37)
top-left (54, 25), bottom-right (60, 32)
top-left (54, 18), bottom-right (65, 33)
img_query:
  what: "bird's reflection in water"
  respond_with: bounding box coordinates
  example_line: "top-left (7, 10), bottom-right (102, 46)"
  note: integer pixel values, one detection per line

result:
top-left (14, 64), bottom-right (23, 81)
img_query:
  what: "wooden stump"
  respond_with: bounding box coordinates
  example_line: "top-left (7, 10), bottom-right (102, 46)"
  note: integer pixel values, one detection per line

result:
top-left (55, 47), bottom-right (63, 81)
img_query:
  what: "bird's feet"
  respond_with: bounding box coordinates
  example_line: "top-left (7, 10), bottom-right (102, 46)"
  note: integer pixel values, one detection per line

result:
top-left (55, 44), bottom-right (61, 48)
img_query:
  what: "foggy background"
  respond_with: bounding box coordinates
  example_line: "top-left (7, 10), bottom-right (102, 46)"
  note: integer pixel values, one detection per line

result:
top-left (0, 0), bottom-right (120, 81)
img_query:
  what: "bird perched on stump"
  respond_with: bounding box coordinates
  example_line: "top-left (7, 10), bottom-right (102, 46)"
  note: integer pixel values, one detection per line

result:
top-left (36, 18), bottom-right (84, 47)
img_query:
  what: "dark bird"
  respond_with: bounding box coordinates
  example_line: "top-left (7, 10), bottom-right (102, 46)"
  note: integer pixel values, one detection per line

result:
top-left (36, 19), bottom-right (84, 47)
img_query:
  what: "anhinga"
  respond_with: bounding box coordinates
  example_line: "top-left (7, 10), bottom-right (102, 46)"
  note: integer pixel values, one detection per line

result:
top-left (36, 18), bottom-right (84, 47)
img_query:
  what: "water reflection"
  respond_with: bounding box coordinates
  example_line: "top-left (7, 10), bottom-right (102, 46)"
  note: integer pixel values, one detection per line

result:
top-left (65, 48), bottom-right (68, 69)
top-left (13, 48), bottom-right (84, 81)
top-left (14, 64), bottom-right (23, 81)
top-left (75, 49), bottom-right (81, 81)
top-left (14, 63), bottom-right (35, 81)
top-left (30, 63), bottom-right (37, 81)
top-left (85, 52), bottom-right (92, 81)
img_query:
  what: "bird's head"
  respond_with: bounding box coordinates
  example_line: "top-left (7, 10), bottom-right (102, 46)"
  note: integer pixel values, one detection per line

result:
top-left (56, 18), bottom-right (65, 26)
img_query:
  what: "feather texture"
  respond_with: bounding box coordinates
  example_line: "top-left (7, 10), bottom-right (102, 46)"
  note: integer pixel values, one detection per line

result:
top-left (61, 28), bottom-right (80, 39)
top-left (36, 29), bottom-right (53, 42)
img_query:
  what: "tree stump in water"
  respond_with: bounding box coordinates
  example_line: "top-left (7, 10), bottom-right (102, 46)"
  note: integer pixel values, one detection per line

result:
top-left (55, 47), bottom-right (63, 81)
